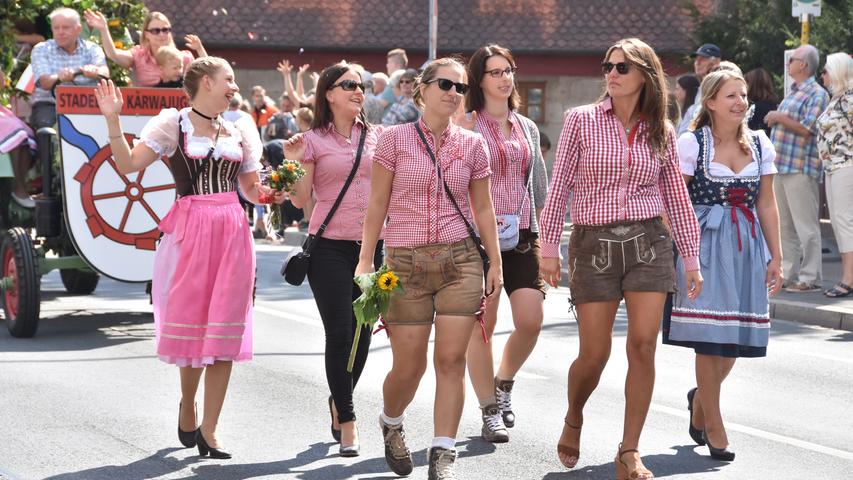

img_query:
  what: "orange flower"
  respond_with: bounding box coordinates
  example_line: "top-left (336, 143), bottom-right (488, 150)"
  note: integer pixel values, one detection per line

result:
top-left (287, 164), bottom-right (296, 172)
top-left (113, 40), bottom-right (124, 49)
top-left (271, 172), bottom-right (280, 182)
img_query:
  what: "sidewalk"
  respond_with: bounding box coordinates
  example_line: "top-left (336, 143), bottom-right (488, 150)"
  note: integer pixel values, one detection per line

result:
top-left (264, 227), bottom-right (853, 332)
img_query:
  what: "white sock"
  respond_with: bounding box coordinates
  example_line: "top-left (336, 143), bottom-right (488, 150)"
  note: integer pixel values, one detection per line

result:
top-left (380, 410), bottom-right (404, 426)
top-left (431, 436), bottom-right (456, 451)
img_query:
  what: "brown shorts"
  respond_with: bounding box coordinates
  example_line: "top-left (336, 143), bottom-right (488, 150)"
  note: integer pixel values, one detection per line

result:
top-left (384, 238), bottom-right (485, 325)
top-left (567, 217), bottom-right (675, 305)
top-left (501, 229), bottom-right (546, 296)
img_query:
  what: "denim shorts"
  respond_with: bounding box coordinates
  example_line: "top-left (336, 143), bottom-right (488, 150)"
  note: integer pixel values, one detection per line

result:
top-left (384, 238), bottom-right (485, 324)
top-left (567, 217), bottom-right (675, 305)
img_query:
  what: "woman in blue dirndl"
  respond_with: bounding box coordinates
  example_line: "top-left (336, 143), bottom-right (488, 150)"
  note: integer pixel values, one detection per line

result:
top-left (663, 70), bottom-right (783, 461)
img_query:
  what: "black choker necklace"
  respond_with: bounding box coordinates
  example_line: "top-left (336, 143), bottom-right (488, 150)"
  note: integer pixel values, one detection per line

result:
top-left (192, 108), bottom-right (216, 121)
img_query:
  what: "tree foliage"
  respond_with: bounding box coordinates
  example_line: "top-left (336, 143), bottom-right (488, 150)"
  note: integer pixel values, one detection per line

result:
top-left (686, 0), bottom-right (853, 90)
top-left (1, 0), bottom-right (147, 102)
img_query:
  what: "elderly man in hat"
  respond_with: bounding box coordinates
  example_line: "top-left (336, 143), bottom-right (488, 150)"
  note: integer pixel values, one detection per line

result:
top-left (677, 43), bottom-right (721, 134)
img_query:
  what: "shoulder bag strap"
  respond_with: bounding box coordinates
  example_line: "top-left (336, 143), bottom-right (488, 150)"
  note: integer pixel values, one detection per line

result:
top-left (414, 123), bottom-right (482, 245)
top-left (305, 126), bottom-right (368, 252)
top-left (514, 115), bottom-right (534, 216)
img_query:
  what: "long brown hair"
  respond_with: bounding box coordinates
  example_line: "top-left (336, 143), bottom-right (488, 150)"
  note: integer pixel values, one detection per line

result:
top-left (310, 61), bottom-right (368, 130)
top-left (744, 68), bottom-right (777, 103)
top-left (465, 44), bottom-right (521, 113)
top-left (600, 38), bottom-right (671, 160)
top-left (692, 70), bottom-right (752, 154)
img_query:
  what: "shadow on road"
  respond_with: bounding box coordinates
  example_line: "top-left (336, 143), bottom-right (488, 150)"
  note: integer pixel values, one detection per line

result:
top-left (0, 311), bottom-right (152, 353)
top-left (542, 445), bottom-right (730, 479)
top-left (42, 447), bottom-right (194, 480)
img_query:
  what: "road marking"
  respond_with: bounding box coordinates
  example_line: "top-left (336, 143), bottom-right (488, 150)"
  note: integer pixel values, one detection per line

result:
top-left (514, 370), bottom-right (548, 380)
top-left (254, 304), bottom-right (321, 327)
top-left (796, 351), bottom-right (853, 364)
top-left (650, 404), bottom-right (853, 461)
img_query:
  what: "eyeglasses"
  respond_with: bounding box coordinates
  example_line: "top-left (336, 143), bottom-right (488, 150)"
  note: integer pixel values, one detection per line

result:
top-left (601, 62), bottom-right (630, 75)
top-left (425, 78), bottom-right (469, 95)
top-left (399, 79), bottom-right (414, 85)
top-left (330, 80), bottom-right (365, 92)
top-left (486, 66), bottom-right (517, 78)
top-left (788, 57), bottom-right (804, 64)
top-left (145, 27), bottom-right (172, 35)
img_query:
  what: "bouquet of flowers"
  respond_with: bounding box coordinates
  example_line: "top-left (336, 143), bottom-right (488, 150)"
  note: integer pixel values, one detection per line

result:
top-left (347, 264), bottom-right (403, 372)
top-left (258, 160), bottom-right (306, 204)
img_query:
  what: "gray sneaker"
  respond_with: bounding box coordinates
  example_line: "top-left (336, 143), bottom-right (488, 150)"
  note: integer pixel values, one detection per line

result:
top-left (380, 417), bottom-right (413, 476)
top-left (481, 403), bottom-right (509, 443)
top-left (428, 447), bottom-right (457, 480)
top-left (495, 378), bottom-right (515, 428)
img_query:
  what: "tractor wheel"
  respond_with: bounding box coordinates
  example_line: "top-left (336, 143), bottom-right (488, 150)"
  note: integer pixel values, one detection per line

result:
top-left (1, 227), bottom-right (41, 337)
top-left (59, 237), bottom-right (99, 294)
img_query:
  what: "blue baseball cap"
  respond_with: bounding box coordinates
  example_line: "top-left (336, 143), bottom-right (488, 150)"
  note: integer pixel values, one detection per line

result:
top-left (690, 43), bottom-right (722, 58)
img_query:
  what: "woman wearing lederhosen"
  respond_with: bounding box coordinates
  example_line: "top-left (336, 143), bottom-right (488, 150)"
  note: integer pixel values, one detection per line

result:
top-left (539, 38), bottom-right (702, 479)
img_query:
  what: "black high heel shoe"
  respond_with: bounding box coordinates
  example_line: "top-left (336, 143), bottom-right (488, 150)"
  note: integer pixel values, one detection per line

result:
top-left (329, 395), bottom-right (341, 443)
top-left (686, 388), bottom-right (706, 446)
top-left (702, 430), bottom-right (735, 461)
top-left (178, 402), bottom-right (197, 448)
top-left (196, 429), bottom-right (232, 459)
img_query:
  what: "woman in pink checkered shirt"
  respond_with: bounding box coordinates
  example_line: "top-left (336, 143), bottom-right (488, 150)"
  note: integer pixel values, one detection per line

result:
top-left (356, 57), bottom-right (503, 479)
top-left (461, 44), bottom-right (550, 444)
top-left (539, 38), bottom-right (703, 479)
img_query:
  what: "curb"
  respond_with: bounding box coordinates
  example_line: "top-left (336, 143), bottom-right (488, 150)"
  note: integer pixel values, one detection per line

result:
top-left (769, 298), bottom-right (853, 332)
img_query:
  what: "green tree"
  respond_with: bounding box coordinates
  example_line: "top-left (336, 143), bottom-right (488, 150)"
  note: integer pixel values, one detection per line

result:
top-left (1, 0), bottom-right (146, 102)
top-left (687, 0), bottom-right (853, 90)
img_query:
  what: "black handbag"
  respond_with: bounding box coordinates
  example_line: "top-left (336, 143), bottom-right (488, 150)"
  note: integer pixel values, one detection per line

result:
top-left (414, 124), bottom-right (491, 280)
top-left (281, 127), bottom-right (367, 286)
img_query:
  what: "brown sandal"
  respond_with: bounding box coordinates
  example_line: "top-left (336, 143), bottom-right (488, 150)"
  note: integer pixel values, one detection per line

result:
top-left (557, 417), bottom-right (582, 468)
top-left (615, 443), bottom-right (654, 479)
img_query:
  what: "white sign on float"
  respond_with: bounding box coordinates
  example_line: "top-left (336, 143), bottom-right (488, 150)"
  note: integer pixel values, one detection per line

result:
top-left (783, 49), bottom-right (796, 99)
top-left (56, 86), bottom-right (187, 282)
top-left (792, 0), bottom-right (821, 17)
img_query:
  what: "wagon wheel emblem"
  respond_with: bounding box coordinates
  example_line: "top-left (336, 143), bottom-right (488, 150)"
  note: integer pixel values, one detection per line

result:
top-left (73, 133), bottom-right (176, 251)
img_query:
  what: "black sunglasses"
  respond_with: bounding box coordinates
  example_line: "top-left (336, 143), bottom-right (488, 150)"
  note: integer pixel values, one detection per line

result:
top-left (426, 78), bottom-right (469, 95)
top-left (145, 27), bottom-right (172, 35)
top-left (601, 62), bottom-right (630, 75)
top-left (330, 79), bottom-right (365, 92)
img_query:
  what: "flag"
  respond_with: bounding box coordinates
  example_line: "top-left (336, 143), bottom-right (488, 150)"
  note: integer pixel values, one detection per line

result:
top-left (15, 65), bottom-right (35, 94)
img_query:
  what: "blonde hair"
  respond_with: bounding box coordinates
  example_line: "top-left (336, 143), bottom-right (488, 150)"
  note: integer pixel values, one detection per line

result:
top-left (183, 56), bottom-right (230, 100)
top-left (154, 45), bottom-right (182, 67)
top-left (692, 70), bottom-right (752, 154)
top-left (601, 38), bottom-right (672, 160)
top-left (140, 11), bottom-right (175, 52)
top-left (413, 57), bottom-right (467, 109)
top-left (824, 52), bottom-right (853, 96)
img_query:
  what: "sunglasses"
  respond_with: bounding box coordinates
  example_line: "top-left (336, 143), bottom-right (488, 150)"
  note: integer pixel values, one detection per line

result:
top-left (145, 27), bottom-right (172, 35)
top-left (601, 62), bottom-right (630, 75)
top-left (330, 79), bottom-right (365, 92)
top-left (486, 66), bottom-right (517, 79)
top-left (425, 78), bottom-right (469, 95)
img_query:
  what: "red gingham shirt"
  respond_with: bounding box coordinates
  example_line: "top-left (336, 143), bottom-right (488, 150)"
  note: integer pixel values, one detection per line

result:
top-left (476, 111), bottom-right (532, 228)
top-left (540, 98), bottom-right (701, 271)
top-left (374, 119), bottom-right (492, 248)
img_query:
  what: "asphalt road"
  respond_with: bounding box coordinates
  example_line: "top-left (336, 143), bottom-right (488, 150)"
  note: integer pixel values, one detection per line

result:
top-left (1, 243), bottom-right (851, 479)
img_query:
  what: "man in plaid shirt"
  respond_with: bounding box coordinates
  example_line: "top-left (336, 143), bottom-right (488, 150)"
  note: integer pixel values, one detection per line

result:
top-left (765, 44), bottom-right (830, 292)
top-left (30, 7), bottom-right (108, 129)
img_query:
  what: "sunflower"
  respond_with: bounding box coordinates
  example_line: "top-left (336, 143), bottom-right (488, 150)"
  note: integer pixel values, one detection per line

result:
top-left (377, 272), bottom-right (399, 291)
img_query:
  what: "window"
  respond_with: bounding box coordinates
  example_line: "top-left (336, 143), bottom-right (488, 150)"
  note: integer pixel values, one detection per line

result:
top-left (518, 81), bottom-right (546, 123)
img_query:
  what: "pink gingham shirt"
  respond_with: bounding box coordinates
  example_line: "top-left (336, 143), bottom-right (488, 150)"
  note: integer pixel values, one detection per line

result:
top-left (303, 120), bottom-right (382, 241)
top-left (540, 98), bottom-right (701, 271)
top-left (476, 111), bottom-right (532, 228)
top-left (374, 119), bottom-right (492, 248)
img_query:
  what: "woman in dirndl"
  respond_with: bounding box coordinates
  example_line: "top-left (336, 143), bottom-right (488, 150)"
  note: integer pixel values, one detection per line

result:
top-left (95, 57), bottom-right (279, 459)
top-left (663, 69), bottom-right (783, 461)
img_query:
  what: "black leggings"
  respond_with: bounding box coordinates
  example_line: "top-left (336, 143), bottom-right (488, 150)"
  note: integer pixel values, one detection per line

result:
top-left (307, 237), bottom-right (383, 423)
